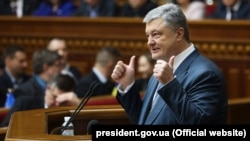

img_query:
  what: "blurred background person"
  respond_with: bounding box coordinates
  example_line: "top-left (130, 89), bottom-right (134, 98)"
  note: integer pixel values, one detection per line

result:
top-left (1, 73), bottom-right (76, 127)
top-left (33, 0), bottom-right (76, 16)
top-left (119, 0), bottom-right (158, 17)
top-left (72, 0), bottom-right (119, 17)
top-left (0, 49), bottom-right (62, 127)
top-left (0, 0), bottom-right (41, 17)
top-left (76, 46), bottom-right (121, 98)
top-left (172, 0), bottom-right (205, 20)
top-left (47, 38), bottom-right (82, 83)
top-left (0, 45), bottom-right (30, 107)
top-left (135, 51), bottom-right (155, 93)
top-left (209, 0), bottom-right (250, 20)
top-left (11, 49), bottom-right (62, 99)
top-left (0, 49), bottom-right (61, 126)
top-left (45, 73), bottom-right (77, 107)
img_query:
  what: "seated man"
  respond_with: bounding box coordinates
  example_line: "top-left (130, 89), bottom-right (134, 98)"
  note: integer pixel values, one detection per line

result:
top-left (45, 47), bottom-right (122, 108)
top-left (119, 0), bottom-right (158, 17)
top-left (0, 44), bottom-right (30, 107)
top-left (0, 49), bottom-right (62, 127)
top-left (1, 73), bottom-right (77, 127)
top-left (75, 46), bottom-right (121, 98)
top-left (46, 38), bottom-right (82, 83)
top-left (72, 0), bottom-right (119, 17)
top-left (209, 0), bottom-right (250, 20)
top-left (45, 73), bottom-right (77, 107)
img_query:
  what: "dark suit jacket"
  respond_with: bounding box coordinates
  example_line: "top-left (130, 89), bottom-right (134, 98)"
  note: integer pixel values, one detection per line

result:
top-left (209, 0), bottom-right (250, 19)
top-left (1, 96), bottom-right (44, 127)
top-left (72, 0), bottom-right (119, 17)
top-left (117, 48), bottom-right (227, 125)
top-left (120, 0), bottom-right (158, 17)
top-left (13, 75), bottom-right (45, 98)
top-left (0, 70), bottom-right (30, 107)
top-left (0, 0), bottom-right (41, 15)
top-left (76, 70), bottom-right (115, 98)
top-left (0, 75), bottom-right (45, 127)
top-left (68, 65), bottom-right (82, 83)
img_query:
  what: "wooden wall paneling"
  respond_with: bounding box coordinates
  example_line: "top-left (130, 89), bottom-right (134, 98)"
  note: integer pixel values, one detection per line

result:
top-left (0, 17), bottom-right (249, 99)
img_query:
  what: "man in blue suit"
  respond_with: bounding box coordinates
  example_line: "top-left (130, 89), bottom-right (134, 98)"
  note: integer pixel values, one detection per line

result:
top-left (209, 0), bottom-right (250, 20)
top-left (111, 3), bottom-right (227, 125)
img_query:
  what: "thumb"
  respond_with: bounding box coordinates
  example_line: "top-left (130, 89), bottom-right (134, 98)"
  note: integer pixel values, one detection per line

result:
top-left (169, 56), bottom-right (175, 68)
top-left (128, 55), bottom-right (136, 69)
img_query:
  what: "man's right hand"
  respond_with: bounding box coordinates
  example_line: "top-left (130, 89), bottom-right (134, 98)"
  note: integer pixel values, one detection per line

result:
top-left (111, 55), bottom-right (136, 90)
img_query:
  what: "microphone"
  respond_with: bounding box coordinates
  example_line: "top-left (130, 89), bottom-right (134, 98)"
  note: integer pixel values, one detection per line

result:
top-left (87, 120), bottom-right (99, 135)
top-left (59, 81), bottom-right (100, 135)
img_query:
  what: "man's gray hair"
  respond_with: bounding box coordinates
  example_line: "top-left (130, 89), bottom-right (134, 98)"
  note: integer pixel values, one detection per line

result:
top-left (143, 3), bottom-right (190, 42)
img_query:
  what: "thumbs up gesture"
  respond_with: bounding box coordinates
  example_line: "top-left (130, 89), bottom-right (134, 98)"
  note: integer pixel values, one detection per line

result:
top-left (111, 56), bottom-right (136, 90)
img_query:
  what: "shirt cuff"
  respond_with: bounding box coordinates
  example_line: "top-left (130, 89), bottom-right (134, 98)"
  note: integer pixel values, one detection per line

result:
top-left (117, 81), bottom-right (135, 96)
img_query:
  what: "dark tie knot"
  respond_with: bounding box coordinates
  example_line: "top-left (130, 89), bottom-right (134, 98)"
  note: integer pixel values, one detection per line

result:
top-left (231, 9), bottom-right (237, 19)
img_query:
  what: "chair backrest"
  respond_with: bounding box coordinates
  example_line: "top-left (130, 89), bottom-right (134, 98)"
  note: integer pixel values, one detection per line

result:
top-left (0, 108), bottom-right (9, 124)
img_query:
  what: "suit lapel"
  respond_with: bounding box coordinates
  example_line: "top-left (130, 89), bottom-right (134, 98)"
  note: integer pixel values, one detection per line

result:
top-left (174, 49), bottom-right (199, 78)
top-left (138, 77), bottom-right (158, 124)
top-left (2, 70), bottom-right (14, 88)
top-left (141, 49), bottom-right (200, 124)
top-left (144, 97), bottom-right (165, 124)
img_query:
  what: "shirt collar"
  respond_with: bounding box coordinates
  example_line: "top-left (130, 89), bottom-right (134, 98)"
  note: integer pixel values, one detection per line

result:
top-left (226, 0), bottom-right (241, 13)
top-left (93, 67), bottom-right (107, 84)
top-left (232, 0), bottom-right (241, 11)
top-left (5, 68), bottom-right (16, 84)
top-left (173, 43), bottom-right (195, 73)
top-left (61, 63), bottom-right (73, 77)
top-left (34, 74), bottom-right (47, 92)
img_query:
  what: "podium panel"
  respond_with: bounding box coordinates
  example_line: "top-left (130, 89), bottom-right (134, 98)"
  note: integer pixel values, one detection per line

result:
top-left (5, 105), bottom-right (130, 141)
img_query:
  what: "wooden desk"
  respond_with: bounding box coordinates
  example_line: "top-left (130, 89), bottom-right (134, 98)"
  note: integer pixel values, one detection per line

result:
top-left (3, 97), bottom-right (250, 140)
top-left (5, 105), bottom-right (129, 141)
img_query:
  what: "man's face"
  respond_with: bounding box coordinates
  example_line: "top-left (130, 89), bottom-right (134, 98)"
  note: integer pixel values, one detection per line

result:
top-left (222, 0), bottom-right (238, 7)
top-left (128, 0), bottom-right (146, 9)
top-left (145, 18), bottom-right (178, 61)
top-left (6, 51), bottom-right (27, 76)
top-left (48, 40), bottom-right (68, 66)
top-left (47, 60), bottom-right (63, 79)
top-left (51, 87), bottom-right (70, 106)
top-left (85, 0), bottom-right (99, 7)
top-left (176, 0), bottom-right (189, 5)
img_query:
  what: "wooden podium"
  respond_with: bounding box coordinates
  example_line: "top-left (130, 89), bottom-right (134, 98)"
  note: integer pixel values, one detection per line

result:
top-left (4, 105), bottom-right (130, 141)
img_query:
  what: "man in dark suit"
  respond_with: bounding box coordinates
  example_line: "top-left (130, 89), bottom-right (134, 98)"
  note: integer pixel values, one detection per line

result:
top-left (0, 45), bottom-right (30, 107)
top-left (0, 0), bottom-right (41, 17)
top-left (111, 3), bottom-right (227, 124)
top-left (46, 38), bottom-right (82, 83)
top-left (1, 73), bottom-right (77, 127)
top-left (119, 0), bottom-right (158, 17)
top-left (0, 49), bottom-right (62, 127)
top-left (43, 46), bottom-right (121, 107)
top-left (72, 0), bottom-right (119, 17)
top-left (12, 49), bottom-right (62, 98)
top-left (209, 0), bottom-right (250, 20)
top-left (76, 46), bottom-right (121, 98)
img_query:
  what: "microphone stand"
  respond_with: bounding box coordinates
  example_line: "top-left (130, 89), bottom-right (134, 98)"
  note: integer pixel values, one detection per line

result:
top-left (60, 81), bottom-right (100, 135)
